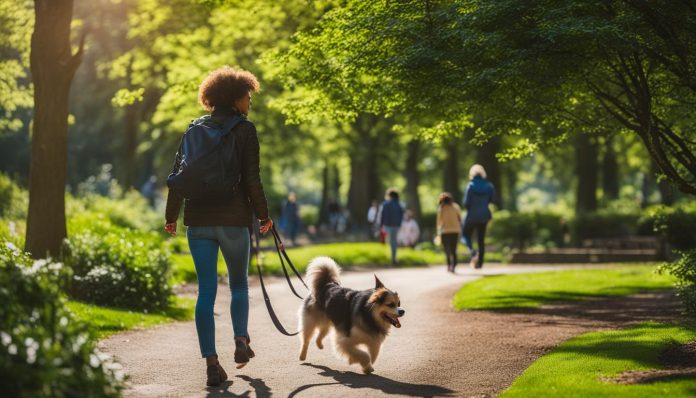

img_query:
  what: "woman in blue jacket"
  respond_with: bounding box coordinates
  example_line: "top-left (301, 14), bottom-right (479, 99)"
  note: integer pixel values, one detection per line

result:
top-left (461, 164), bottom-right (496, 269)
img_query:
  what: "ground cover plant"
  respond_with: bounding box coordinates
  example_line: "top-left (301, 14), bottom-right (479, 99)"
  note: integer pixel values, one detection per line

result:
top-left (500, 322), bottom-right (696, 398)
top-left (67, 298), bottom-right (194, 339)
top-left (452, 265), bottom-right (674, 310)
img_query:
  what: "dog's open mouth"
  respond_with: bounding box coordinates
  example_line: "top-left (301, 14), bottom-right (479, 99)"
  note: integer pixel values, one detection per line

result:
top-left (382, 312), bottom-right (401, 328)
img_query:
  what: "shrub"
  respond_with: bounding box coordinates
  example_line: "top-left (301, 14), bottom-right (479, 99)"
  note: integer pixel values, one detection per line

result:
top-left (658, 249), bottom-right (696, 315)
top-left (646, 205), bottom-right (696, 251)
top-left (571, 211), bottom-right (640, 244)
top-left (0, 173), bottom-right (27, 220)
top-left (62, 225), bottom-right (172, 311)
top-left (488, 210), bottom-right (566, 250)
top-left (67, 189), bottom-right (162, 234)
top-left (0, 242), bottom-right (123, 397)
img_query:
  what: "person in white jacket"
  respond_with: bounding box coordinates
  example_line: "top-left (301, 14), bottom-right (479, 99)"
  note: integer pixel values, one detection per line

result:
top-left (397, 210), bottom-right (420, 247)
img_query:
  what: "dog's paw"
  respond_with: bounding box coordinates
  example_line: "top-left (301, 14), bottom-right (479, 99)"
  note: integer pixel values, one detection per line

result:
top-left (299, 353), bottom-right (306, 361)
top-left (362, 366), bottom-right (374, 374)
top-left (316, 341), bottom-right (324, 350)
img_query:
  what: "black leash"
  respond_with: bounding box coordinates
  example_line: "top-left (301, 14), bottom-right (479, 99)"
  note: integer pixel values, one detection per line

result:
top-left (270, 224), bottom-right (308, 299)
top-left (253, 221), bottom-right (307, 336)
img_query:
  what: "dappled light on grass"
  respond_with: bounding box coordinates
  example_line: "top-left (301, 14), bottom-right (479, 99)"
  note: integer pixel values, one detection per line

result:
top-left (500, 322), bottom-right (696, 398)
top-left (452, 266), bottom-right (675, 310)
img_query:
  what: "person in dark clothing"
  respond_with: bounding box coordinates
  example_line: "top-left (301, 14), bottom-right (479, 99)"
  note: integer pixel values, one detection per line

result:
top-left (379, 188), bottom-right (404, 265)
top-left (282, 192), bottom-right (300, 245)
top-left (164, 67), bottom-right (273, 387)
top-left (461, 164), bottom-right (496, 269)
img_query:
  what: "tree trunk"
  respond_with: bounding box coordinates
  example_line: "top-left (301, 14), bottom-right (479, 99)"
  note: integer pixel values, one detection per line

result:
top-left (404, 139), bottom-right (421, 219)
top-left (575, 134), bottom-right (598, 213)
top-left (655, 160), bottom-right (675, 206)
top-left (475, 135), bottom-right (503, 208)
top-left (25, 0), bottom-right (83, 258)
top-left (318, 161), bottom-right (329, 225)
top-left (601, 135), bottom-right (619, 201)
top-left (442, 138), bottom-right (462, 204)
top-left (346, 115), bottom-right (381, 226)
top-left (505, 162), bottom-right (518, 211)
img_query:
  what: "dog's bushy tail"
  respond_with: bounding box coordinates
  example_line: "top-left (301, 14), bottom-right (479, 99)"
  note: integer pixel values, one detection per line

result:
top-left (305, 256), bottom-right (341, 297)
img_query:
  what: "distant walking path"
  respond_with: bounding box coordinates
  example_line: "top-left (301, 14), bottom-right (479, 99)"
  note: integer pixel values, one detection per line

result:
top-left (99, 264), bottom-right (681, 397)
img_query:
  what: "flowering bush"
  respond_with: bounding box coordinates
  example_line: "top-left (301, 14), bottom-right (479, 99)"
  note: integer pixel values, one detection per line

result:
top-left (0, 242), bottom-right (123, 397)
top-left (62, 226), bottom-right (172, 311)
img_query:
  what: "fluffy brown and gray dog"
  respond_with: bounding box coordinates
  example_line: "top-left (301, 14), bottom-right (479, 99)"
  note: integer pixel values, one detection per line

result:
top-left (298, 256), bottom-right (405, 374)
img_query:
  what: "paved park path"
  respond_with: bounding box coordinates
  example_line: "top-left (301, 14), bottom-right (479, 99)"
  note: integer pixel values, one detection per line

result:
top-left (99, 264), bottom-right (681, 398)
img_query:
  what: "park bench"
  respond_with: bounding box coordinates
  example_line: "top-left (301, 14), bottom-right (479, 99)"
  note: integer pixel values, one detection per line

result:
top-left (510, 236), bottom-right (666, 263)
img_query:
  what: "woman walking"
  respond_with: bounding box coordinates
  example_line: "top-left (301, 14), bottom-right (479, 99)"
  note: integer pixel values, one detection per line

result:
top-left (436, 192), bottom-right (461, 272)
top-left (461, 164), bottom-right (496, 269)
top-left (379, 188), bottom-right (404, 265)
top-left (164, 67), bottom-right (272, 387)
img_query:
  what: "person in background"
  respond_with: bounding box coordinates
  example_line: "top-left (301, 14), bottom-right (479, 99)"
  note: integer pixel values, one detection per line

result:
top-left (436, 192), bottom-right (461, 273)
top-left (366, 199), bottom-right (380, 239)
top-left (282, 192), bottom-right (300, 245)
top-left (461, 164), bottom-right (496, 269)
top-left (380, 188), bottom-right (404, 265)
top-left (397, 210), bottom-right (420, 248)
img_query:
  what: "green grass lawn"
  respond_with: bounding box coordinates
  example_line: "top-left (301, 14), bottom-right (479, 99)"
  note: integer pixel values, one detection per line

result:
top-left (67, 298), bottom-right (195, 339)
top-left (453, 265), bottom-right (675, 310)
top-left (500, 322), bottom-right (696, 398)
top-left (170, 242), bottom-right (465, 284)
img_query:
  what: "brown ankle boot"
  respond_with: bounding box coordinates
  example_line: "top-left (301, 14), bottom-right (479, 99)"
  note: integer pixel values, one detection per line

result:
top-left (216, 360), bottom-right (228, 382)
top-left (206, 365), bottom-right (221, 387)
top-left (234, 336), bottom-right (250, 365)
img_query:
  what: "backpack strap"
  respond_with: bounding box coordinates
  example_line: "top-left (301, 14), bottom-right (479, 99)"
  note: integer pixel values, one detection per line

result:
top-left (219, 115), bottom-right (245, 134)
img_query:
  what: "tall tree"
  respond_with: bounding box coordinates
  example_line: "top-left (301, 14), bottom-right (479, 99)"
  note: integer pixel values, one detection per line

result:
top-left (474, 135), bottom-right (503, 209)
top-left (282, 0), bottom-right (695, 195)
top-left (25, 0), bottom-right (84, 258)
top-left (601, 135), bottom-right (620, 201)
top-left (442, 137), bottom-right (462, 204)
top-left (403, 139), bottom-right (422, 219)
top-left (575, 134), bottom-right (598, 213)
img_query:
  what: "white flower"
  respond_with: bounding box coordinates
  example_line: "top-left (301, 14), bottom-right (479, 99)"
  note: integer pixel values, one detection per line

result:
top-left (26, 346), bottom-right (36, 364)
top-left (0, 332), bottom-right (11, 346)
top-left (8, 344), bottom-right (17, 355)
top-left (89, 353), bottom-right (100, 368)
top-left (4, 242), bottom-right (19, 254)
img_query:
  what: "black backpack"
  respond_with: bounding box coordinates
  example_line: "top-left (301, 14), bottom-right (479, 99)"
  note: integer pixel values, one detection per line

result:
top-left (167, 115), bottom-right (245, 202)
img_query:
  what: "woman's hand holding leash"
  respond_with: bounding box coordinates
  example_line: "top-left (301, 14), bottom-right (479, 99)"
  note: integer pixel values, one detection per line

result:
top-left (260, 218), bottom-right (273, 235)
top-left (164, 222), bottom-right (177, 236)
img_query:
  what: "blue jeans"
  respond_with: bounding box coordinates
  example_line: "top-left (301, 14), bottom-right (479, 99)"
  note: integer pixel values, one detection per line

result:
top-left (385, 226), bottom-right (400, 264)
top-left (187, 226), bottom-right (250, 358)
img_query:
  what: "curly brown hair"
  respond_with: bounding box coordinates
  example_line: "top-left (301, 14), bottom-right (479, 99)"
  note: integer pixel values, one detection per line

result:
top-left (198, 66), bottom-right (260, 112)
top-left (438, 192), bottom-right (454, 206)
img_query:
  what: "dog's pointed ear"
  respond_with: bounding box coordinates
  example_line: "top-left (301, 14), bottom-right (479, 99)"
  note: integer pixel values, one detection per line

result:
top-left (374, 274), bottom-right (384, 289)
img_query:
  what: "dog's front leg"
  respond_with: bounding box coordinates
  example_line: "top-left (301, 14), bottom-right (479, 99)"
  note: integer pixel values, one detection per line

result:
top-left (366, 341), bottom-right (381, 365)
top-left (337, 337), bottom-right (373, 374)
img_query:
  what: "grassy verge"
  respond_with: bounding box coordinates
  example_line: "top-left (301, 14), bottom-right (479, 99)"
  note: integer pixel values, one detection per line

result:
top-left (67, 298), bottom-right (195, 339)
top-left (501, 322), bottom-right (696, 398)
top-left (453, 265), bottom-right (675, 310)
top-left (171, 242), bottom-right (472, 284)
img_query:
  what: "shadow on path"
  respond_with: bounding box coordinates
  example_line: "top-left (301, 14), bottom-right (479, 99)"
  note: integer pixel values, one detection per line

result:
top-left (289, 363), bottom-right (456, 398)
top-left (203, 376), bottom-right (271, 398)
top-left (204, 380), bottom-right (249, 398)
